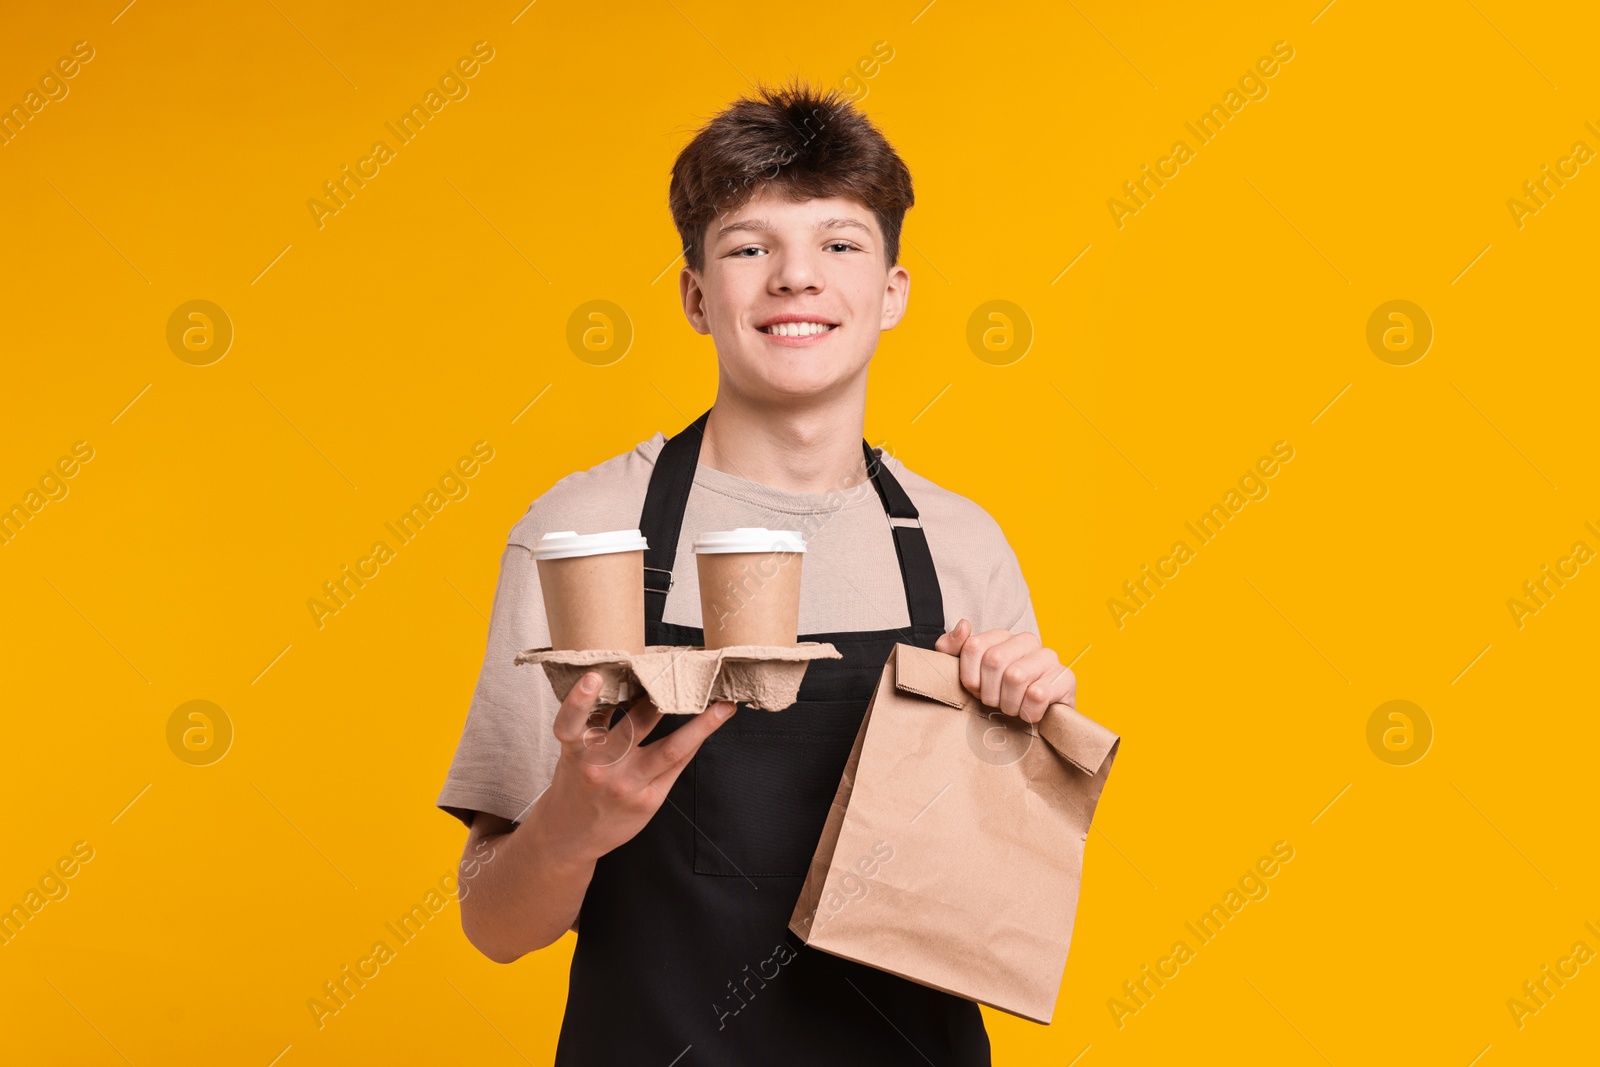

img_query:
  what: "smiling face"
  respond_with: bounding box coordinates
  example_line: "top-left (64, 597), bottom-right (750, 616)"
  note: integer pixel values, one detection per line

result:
top-left (679, 190), bottom-right (910, 407)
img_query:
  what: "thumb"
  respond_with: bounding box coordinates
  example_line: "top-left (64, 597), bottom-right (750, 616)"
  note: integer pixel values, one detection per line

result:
top-left (935, 618), bottom-right (971, 654)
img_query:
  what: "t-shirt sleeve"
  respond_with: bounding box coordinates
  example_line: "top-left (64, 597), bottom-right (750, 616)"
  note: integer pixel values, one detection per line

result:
top-left (987, 528), bottom-right (1041, 640)
top-left (436, 543), bottom-right (560, 828)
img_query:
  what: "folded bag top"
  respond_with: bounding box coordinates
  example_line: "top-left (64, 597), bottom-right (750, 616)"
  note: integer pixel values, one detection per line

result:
top-left (891, 642), bottom-right (1118, 777)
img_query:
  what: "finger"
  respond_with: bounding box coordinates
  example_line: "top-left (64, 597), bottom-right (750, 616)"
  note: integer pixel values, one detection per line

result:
top-left (641, 732), bottom-right (702, 800)
top-left (998, 646), bottom-right (1057, 718)
top-left (572, 694), bottom-right (664, 769)
top-left (551, 671), bottom-right (607, 756)
top-left (956, 628), bottom-right (1012, 694)
top-left (574, 695), bottom-right (639, 767)
top-left (1000, 647), bottom-right (1065, 722)
top-left (977, 631), bottom-right (1041, 708)
top-left (634, 700), bottom-right (738, 783)
top-left (1025, 662), bottom-right (1076, 723)
top-left (934, 618), bottom-right (971, 655)
top-left (624, 694), bottom-right (667, 744)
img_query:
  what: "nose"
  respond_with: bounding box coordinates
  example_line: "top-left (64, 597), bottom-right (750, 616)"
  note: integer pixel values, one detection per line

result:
top-left (769, 247), bottom-right (824, 294)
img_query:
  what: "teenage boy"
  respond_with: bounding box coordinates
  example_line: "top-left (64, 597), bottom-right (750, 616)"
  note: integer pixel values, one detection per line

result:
top-left (437, 80), bottom-right (1076, 1065)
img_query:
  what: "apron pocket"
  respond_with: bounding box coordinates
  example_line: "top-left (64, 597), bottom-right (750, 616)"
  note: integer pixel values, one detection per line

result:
top-left (691, 699), bottom-right (865, 878)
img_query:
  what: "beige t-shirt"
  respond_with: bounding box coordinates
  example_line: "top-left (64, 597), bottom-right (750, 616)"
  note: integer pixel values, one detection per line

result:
top-left (436, 432), bottom-right (1039, 827)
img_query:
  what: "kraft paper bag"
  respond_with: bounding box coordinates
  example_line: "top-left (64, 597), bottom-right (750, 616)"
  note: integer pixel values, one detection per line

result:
top-left (788, 642), bottom-right (1120, 1024)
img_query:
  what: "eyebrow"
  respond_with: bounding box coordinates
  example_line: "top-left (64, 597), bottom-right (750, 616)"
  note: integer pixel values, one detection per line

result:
top-left (714, 216), bottom-right (874, 241)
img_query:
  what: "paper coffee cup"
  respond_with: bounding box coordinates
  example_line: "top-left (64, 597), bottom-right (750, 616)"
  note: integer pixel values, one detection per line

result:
top-left (693, 528), bottom-right (806, 649)
top-left (533, 529), bottom-right (649, 653)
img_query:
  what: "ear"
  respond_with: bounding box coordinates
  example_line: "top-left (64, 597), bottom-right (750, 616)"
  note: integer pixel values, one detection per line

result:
top-left (679, 265), bottom-right (712, 335)
top-left (880, 263), bottom-right (911, 331)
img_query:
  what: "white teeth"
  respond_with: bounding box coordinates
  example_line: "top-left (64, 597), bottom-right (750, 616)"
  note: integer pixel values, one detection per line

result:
top-left (763, 321), bottom-right (834, 337)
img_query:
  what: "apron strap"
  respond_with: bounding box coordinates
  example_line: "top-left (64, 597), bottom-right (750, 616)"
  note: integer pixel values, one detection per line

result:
top-left (640, 410), bottom-right (711, 619)
top-left (861, 439), bottom-right (946, 640)
top-left (639, 409), bottom-right (946, 639)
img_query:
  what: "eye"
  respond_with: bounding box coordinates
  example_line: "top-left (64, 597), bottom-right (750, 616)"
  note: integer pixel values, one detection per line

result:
top-left (731, 245), bottom-right (765, 257)
top-left (826, 242), bottom-right (859, 253)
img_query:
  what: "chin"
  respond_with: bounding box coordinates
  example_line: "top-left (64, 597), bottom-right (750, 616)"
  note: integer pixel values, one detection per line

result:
top-left (762, 360), bottom-right (856, 395)
top-left (751, 376), bottom-right (838, 402)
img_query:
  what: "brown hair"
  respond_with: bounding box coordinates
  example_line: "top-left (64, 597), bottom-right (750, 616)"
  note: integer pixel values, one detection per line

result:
top-left (668, 78), bottom-right (914, 274)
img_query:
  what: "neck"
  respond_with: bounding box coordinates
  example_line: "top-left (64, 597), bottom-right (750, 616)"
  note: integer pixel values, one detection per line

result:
top-left (699, 390), bottom-right (870, 495)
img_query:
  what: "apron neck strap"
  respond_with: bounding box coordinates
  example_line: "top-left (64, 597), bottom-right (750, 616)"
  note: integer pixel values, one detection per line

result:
top-left (639, 408), bottom-right (946, 639)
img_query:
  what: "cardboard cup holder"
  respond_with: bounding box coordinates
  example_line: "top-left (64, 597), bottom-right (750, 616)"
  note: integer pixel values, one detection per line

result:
top-left (515, 643), bottom-right (842, 714)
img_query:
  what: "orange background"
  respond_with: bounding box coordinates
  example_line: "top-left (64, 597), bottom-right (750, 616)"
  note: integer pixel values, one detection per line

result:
top-left (2, 0), bottom-right (1597, 1063)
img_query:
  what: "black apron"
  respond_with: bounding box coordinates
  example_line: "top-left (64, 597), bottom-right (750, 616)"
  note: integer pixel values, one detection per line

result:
top-left (554, 409), bottom-right (991, 1065)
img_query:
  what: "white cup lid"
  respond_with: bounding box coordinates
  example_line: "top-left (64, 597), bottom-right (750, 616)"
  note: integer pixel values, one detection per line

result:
top-left (532, 529), bottom-right (649, 560)
top-left (692, 527), bottom-right (807, 554)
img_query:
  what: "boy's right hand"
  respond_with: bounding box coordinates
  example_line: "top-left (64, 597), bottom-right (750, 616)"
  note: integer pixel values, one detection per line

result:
top-left (538, 671), bottom-right (737, 862)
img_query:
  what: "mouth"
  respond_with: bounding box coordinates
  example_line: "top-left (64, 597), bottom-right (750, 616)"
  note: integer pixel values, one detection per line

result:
top-left (757, 320), bottom-right (839, 338)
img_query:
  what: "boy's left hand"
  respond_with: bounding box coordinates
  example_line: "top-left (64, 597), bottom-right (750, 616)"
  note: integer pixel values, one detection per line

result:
top-left (934, 618), bottom-right (1075, 724)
